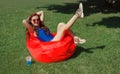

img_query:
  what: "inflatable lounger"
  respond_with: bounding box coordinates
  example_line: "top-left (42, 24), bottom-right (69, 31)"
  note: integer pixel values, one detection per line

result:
top-left (26, 30), bottom-right (76, 63)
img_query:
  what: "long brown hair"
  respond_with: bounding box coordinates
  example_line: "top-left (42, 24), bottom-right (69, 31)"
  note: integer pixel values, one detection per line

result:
top-left (28, 13), bottom-right (50, 35)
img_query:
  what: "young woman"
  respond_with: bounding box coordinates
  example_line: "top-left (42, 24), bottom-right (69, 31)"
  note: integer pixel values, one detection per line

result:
top-left (23, 3), bottom-right (86, 44)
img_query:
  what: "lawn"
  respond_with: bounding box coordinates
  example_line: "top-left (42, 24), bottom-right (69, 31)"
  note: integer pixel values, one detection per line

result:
top-left (0, 0), bottom-right (120, 74)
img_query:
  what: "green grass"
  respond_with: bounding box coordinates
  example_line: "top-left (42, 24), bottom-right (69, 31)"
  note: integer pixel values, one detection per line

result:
top-left (0, 0), bottom-right (120, 74)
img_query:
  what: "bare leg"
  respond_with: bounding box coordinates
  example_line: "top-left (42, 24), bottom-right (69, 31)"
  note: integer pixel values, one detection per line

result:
top-left (55, 23), bottom-right (86, 44)
top-left (64, 14), bottom-right (79, 30)
top-left (51, 3), bottom-right (84, 41)
top-left (51, 14), bottom-right (79, 41)
top-left (51, 23), bottom-right (66, 41)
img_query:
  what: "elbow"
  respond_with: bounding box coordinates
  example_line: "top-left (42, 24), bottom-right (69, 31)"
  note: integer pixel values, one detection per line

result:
top-left (22, 20), bottom-right (26, 24)
top-left (37, 11), bottom-right (44, 15)
top-left (39, 10), bottom-right (43, 13)
top-left (22, 20), bottom-right (29, 28)
top-left (22, 19), bottom-right (28, 24)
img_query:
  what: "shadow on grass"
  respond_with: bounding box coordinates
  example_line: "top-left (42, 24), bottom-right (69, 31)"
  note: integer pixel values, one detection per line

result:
top-left (87, 16), bottom-right (120, 28)
top-left (36, 0), bottom-right (120, 28)
top-left (37, 2), bottom-right (78, 14)
top-left (36, 0), bottom-right (120, 15)
top-left (70, 45), bottom-right (105, 59)
top-left (30, 45), bottom-right (105, 63)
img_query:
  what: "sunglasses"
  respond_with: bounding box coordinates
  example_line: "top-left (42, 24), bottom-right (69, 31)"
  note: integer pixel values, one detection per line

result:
top-left (32, 19), bottom-right (39, 22)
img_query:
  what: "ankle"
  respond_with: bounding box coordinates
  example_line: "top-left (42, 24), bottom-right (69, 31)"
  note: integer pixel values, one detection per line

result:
top-left (75, 13), bottom-right (80, 18)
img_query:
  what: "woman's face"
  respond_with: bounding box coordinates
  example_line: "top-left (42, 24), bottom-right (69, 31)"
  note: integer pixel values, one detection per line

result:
top-left (31, 15), bottom-right (40, 26)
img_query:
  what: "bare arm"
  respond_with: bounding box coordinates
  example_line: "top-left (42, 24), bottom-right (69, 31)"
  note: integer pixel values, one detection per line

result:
top-left (36, 11), bottom-right (44, 22)
top-left (22, 19), bottom-right (34, 32)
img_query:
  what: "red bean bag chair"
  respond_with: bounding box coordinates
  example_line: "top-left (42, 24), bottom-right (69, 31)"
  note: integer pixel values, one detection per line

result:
top-left (26, 30), bottom-right (76, 63)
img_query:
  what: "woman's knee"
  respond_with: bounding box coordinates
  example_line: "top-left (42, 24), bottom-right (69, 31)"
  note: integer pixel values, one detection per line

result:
top-left (58, 22), bottom-right (66, 26)
top-left (57, 22), bottom-right (66, 30)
